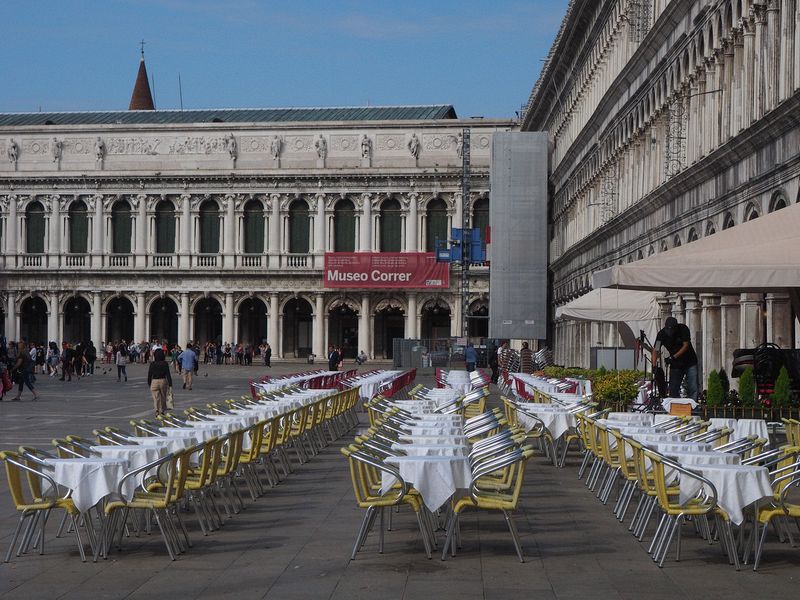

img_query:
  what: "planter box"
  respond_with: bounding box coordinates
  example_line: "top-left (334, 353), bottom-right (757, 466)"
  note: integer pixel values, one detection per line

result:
top-left (701, 406), bottom-right (800, 421)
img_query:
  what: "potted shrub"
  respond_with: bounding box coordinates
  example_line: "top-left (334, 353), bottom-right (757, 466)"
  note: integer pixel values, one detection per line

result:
top-left (739, 366), bottom-right (756, 410)
top-left (770, 366), bottom-right (792, 415)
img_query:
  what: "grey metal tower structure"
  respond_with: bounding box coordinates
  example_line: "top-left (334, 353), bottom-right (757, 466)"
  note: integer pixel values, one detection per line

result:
top-left (461, 127), bottom-right (471, 338)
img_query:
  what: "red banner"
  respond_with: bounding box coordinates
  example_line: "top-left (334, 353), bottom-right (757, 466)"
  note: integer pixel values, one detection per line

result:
top-left (324, 252), bottom-right (449, 289)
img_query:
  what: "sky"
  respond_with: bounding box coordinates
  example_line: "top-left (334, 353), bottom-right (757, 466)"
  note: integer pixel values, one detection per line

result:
top-left (2, 0), bottom-right (569, 119)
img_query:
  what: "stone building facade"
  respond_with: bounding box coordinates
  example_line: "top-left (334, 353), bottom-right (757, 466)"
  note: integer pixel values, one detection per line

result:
top-left (0, 106), bottom-right (511, 358)
top-left (523, 0), bottom-right (800, 376)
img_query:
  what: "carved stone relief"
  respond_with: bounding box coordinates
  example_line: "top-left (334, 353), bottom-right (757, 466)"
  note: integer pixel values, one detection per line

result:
top-left (376, 134), bottom-right (405, 152)
top-left (284, 135), bottom-right (313, 153)
top-left (331, 135), bottom-right (358, 152)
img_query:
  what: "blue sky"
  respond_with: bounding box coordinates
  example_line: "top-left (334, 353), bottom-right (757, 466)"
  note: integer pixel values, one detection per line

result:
top-left (2, 0), bottom-right (568, 118)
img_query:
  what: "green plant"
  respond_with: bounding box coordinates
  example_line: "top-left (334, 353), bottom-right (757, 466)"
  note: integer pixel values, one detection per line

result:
top-left (718, 368), bottom-right (730, 398)
top-left (739, 367), bottom-right (756, 407)
top-left (771, 366), bottom-right (791, 408)
top-left (706, 370), bottom-right (723, 407)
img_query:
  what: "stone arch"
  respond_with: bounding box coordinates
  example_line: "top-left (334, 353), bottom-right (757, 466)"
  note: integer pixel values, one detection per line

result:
top-left (326, 295), bottom-right (360, 314)
top-left (187, 292), bottom-right (224, 314)
top-left (146, 292), bottom-right (182, 313)
top-left (743, 201), bottom-right (760, 221)
top-left (722, 212), bottom-right (736, 230)
top-left (101, 293), bottom-right (137, 313)
top-left (673, 234), bottom-right (682, 248)
top-left (768, 190), bottom-right (788, 213)
top-left (687, 227), bottom-right (698, 243)
top-left (58, 292), bottom-right (93, 314)
top-left (234, 293), bottom-right (270, 314)
top-left (705, 221), bottom-right (717, 236)
top-left (278, 293), bottom-right (317, 315)
top-left (660, 240), bottom-right (669, 253)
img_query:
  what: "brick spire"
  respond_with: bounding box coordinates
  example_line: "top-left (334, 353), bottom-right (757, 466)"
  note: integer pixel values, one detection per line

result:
top-left (129, 47), bottom-right (155, 111)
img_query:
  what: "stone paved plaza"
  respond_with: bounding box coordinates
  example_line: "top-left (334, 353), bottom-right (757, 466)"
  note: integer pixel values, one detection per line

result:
top-left (0, 363), bottom-right (798, 600)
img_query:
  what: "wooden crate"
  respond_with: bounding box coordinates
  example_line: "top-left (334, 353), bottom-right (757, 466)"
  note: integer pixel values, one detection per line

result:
top-left (669, 402), bottom-right (693, 416)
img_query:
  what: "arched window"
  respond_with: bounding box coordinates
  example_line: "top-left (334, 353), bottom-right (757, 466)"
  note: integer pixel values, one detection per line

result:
top-left (673, 234), bottom-right (682, 248)
top-left (472, 197), bottom-right (489, 251)
top-left (745, 204), bottom-right (759, 221)
top-left (288, 199), bottom-right (309, 253)
top-left (705, 221), bottom-right (716, 236)
top-left (686, 228), bottom-right (698, 243)
top-left (68, 200), bottom-right (88, 253)
top-left (333, 198), bottom-right (356, 252)
top-left (155, 200), bottom-right (176, 254)
top-left (379, 198), bottom-right (402, 252)
top-left (111, 200), bottom-right (132, 253)
top-left (199, 200), bottom-right (220, 254)
top-left (425, 198), bottom-right (448, 252)
top-left (243, 200), bottom-right (265, 254)
top-left (722, 212), bottom-right (735, 230)
top-left (769, 194), bottom-right (788, 213)
top-left (26, 201), bottom-right (46, 253)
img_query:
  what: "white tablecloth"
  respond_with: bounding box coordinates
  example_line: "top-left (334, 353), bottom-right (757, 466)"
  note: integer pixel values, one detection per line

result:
top-left (678, 464), bottom-right (773, 525)
top-left (255, 371), bottom-right (338, 393)
top-left (399, 434), bottom-right (469, 446)
top-left (391, 443), bottom-right (468, 457)
top-left (405, 425), bottom-right (463, 437)
top-left (668, 450), bottom-right (741, 466)
top-left (645, 441), bottom-right (715, 454)
top-left (517, 405), bottom-right (575, 439)
top-left (709, 418), bottom-right (770, 447)
top-left (125, 435), bottom-right (197, 454)
top-left (44, 458), bottom-right (131, 513)
top-left (160, 426), bottom-right (222, 442)
top-left (346, 370), bottom-right (403, 400)
top-left (607, 412), bottom-right (655, 425)
top-left (383, 455), bottom-right (472, 511)
top-left (90, 445), bottom-right (167, 488)
top-left (629, 432), bottom-right (685, 444)
top-left (444, 370), bottom-right (473, 393)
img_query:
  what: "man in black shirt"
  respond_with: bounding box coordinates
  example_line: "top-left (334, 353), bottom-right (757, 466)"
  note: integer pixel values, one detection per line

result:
top-left (651, 316), bottom-right (699, 400)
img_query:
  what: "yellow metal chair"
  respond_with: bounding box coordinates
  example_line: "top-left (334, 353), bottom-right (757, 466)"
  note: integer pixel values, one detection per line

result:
top-left (341, 446), bottom-right (432, 560)
top-left (442, 447), bottom-right (535, 562)
top-left (1, 450), bottom-right (88, 562)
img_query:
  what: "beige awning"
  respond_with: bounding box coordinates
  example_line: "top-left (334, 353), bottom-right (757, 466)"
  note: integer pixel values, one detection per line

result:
top-left (555, 288), bottom-right (660, 347)
top-left (593, 202), bottom-right (800, 294)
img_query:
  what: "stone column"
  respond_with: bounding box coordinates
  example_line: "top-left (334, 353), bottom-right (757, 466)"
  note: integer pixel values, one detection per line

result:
top-left (268, 293), bottom-right (279, 351)
top-left (739, 293), bottom-right (765, 348)
top-left (269, 194), bottom-right (280, 268)
top-left (406, 193), bottom-right (418, 252)
top-left (223, 195), bottom-right (235, 269)
top-left (49, 195), bottom-right (61, 258)
top-left (135, 292), bottom-right (146, 343)
top-left (135, 195), bottom-right (147, 267)
top-left (7, 197), bottom-right (18, 261)
top-left (765, 0), bottom-right (780, 111)
top-left (795, 1), bottom-right (800, 93)
top-left (91, 194), bottom-right (103, 267)
top-left (450, 295), bottom-right (462, 338)
top-left (314, 194), bottom-right (325, 256)
top-left (359, 194), bottom-right (372, 252)
top-left (722, 42), bottom-right (734, 142)
top-left (731, 32), bottom-right (744, 135)
top-left (780, 0), bottom-right (796, 99)
top-left (179, 292), bottom-right (190, 346)
top-left (742, 18), bottom-right (756, 130)
top-left (406, 292), bottom-right (418, 339)
top-left (700, 294), bottom-right (722, 380)
top-left (765, 293), bottom-right (792, 347)
top-left (6, 291), bottom-right (17, 341)
top-left (313, 293), bottom-right (325, 359)
top-left (223, 293), bottom-right (234, 346)
top-left (91, 292), bottom-right (102, 349)
top-left (719, 295), bottom-right (741, 378)
top-left (47, 292), bottom-right (59, 345)
top-left (358, 295), bottom-right (371, 359)
top-left (753, 6), bottom-right (767, 120)
top-left (180, 194), bottom-right (191, 256)
top-left (683, 294), bottom-right (703, 383)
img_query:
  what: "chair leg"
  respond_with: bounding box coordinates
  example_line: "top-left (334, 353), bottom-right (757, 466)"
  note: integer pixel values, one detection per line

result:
top-left (503, 510), bottom-right (525, 563)
top-left (753, 518), bottom-right (770, 571)
top-left (350, 506), bottom-right (375, 560)
top-left (441, 512), bottom-right (459, 560)
top-left (4, 514), bottom-right (27, 563)
top-left (70, 514), bottom-right (87, 563)
top-left (416, 510), bottom-right (432, 559)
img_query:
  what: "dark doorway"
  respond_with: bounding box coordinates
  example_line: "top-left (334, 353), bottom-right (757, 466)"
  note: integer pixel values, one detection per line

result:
top-left (374, 306), bottom-right (405, 359)
top-left (421, 301), bottom-right (451, 340)
top-left (194, 297), bottom-right (223, 345)
top-left (238, 297), bottom-right (268, 346)
top-left (151, 297), bottom-right (179, 345)
top-left (19, 297), bottom-right (48, 345)
top-left (63, 296), bottom-right (91, 343)
top-left (283, 298), bottom-right (313, 358)
top-left (328, 304), bottom-right (358, 359)
top-left (107, 297), bottom-right (135, 344)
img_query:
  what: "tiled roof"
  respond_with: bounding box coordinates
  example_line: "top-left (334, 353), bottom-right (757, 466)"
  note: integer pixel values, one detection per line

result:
top-left (0, 105), bottom-right (458, 127)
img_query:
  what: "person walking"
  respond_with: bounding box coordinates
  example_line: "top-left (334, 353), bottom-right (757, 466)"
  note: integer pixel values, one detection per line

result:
top-left (60, 343), bottom-right (75, 381)
top-left (327, 345), bottom-right (341, 371)
top-left (47, 341), bottom-right (60, 376)
top-left (115, 342), bottom-right (129, 382)
top-left (264, 342), bottom-right (272, 367)
top-left (12, 341), bottom-right (39, 401)
top-left (147, 348), bottom-right (173, 416)
top-left (177, 343), bottom-right (198, 390)
top-left (464, 342), bottom-right (478, 372)
top-left (519, 342), bottom-right (534, 374)
top-left (85, 341), bottom-right (97, 375)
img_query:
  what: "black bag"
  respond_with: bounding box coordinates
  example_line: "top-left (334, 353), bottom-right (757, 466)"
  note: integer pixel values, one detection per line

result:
top-left (654, 366), bottom-right (668, 397)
